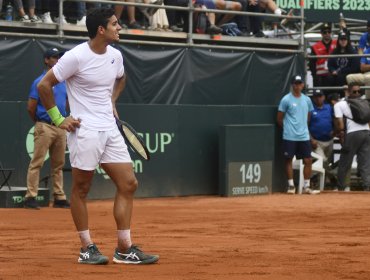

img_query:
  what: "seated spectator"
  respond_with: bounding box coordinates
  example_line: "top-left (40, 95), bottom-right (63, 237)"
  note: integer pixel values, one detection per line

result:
top-left (113, 0), bottom-right (143, 29)
top-left (259, 0), bottom-right (283, 16)
top-left (246, 0), bottom-right (264, 37)
top-left (14, 0), bottom-right (42, 22)
top-left (346, 46), bottom-right (370, 99)
top-left (196, 0), bottom-right (241, 35)
top-left (144, 0), bottom-right (171, 31)
top-left (308, 89), bottom-right (336, 188)
top-left (358, 19), bottom-right (370, 54)
top-left (327, 31), bottom-right (360, 87)
top-left (164, 0), bottom-right (187, 32)
top-left (40, 0), bottom-right (68, 24)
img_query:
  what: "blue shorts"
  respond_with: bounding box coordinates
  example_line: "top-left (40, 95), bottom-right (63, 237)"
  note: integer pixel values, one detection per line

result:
top-left (195, 0), bottom-right (216, 9)
top-left (282, 140), bottom-right (311, 159)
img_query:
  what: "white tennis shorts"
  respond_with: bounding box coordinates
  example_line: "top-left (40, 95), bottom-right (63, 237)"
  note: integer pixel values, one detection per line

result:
top-left (67, 126), bottom-right (132, 171)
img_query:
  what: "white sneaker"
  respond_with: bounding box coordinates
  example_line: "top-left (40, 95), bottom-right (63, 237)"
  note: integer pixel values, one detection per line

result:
top-left (303, 187), bottom-right (320, 195)
top-left (287, 185), bottom-right (295, 194)
top-left (42, 12), bottom-right (54, 24)
top-left (19, 15), bottom-right (30, 22)
top-left (30, 15), bottom-right (42, 23)
top-left (76, 16), bottom-right (86, 26)
top-left (344, 187), bottom-right (351, 192)
top-left (55, 15), bottom-right (68, 24)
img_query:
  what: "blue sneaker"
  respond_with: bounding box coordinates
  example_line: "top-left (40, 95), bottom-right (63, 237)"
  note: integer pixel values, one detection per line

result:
top-left (78, 244), bottom-right (109, 265)
top-left (113, 245), bottom-right (159, 264)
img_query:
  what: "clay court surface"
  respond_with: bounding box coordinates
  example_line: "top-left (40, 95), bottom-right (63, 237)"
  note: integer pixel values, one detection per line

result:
top-left (1, 193), bottom-right (370, 280)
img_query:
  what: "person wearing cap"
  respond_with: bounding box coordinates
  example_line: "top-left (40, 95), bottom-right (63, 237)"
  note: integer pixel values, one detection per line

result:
top-left (333, 83), bottom-right (370, 191)
top-left (277, 75), bottom-right (320, 195)
top-left (327, 30), bottom-right (360, 87)
top-left (24, 47), bottom-right (70, 210)
top-left (357, 19), bottom-right (370, 54)
top-left (308, 89), bottom-right (336, 188)
top-left (309, 23), bottom-right (337, 90)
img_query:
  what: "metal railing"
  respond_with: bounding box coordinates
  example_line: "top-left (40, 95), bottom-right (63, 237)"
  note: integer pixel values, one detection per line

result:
top-left (52, 0), bottom-right (305, 52)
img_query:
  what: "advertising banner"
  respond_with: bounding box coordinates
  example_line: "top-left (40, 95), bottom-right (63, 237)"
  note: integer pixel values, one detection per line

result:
top-left (276, 0), bottom-right (369, 22)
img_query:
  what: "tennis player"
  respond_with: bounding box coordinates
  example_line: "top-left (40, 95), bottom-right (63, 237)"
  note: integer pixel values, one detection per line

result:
top-left (37, 8), bottom-right (159, 265)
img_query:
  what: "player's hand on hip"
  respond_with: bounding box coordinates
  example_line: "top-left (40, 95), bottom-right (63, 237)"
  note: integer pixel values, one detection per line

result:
top-left (59, 116), bottom-right (81, 132)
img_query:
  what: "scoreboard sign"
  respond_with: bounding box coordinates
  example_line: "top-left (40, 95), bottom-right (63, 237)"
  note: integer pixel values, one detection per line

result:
top-left (227, 161), bottom-right (272, 197)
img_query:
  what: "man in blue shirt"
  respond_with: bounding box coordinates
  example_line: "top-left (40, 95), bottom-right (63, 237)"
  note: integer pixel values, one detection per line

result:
top-left (24, 48), bottom-right (70, 210)
top-left (277, 75), bottom-right (319, 194)
top-left (357, 19), bottom-right (370, 54)
top-left (309, 89), bottom-right (335, 188)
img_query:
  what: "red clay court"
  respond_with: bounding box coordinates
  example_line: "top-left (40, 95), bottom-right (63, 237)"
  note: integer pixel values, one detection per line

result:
top-left (1, 193), bottom-right (370, 280)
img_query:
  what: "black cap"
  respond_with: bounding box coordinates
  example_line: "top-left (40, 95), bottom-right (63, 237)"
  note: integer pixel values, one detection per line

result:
top-left (291, 74), bottom-right (304, 84)
top-left (321, 23), bottom-right (331, 32)
top-left (312, 89), bottom-right (324, 96)
top-left (44, 48), bottom-right (63, 58)
top-left (338, 31), bottom-right (348, 40)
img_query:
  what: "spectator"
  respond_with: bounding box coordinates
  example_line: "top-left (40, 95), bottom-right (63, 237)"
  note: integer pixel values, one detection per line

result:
top-left (277, 74), bottom-right (320, 195)
top-left (113, 0), bottom-right (142, 29)
top-left (358, 19), bottom-right (370, 54)
top-left (308, 89), bottom-right (336, 188)
top-left (246, 0), bottom-right (264, 37)
top-left (195, 0), bottom-right (241, 35)
top-left (24, 47), bottom-right (70, 210)
top-left (259, 0), bottom-right (283, 16)
top-left (328, 31), bottom-right (360, 87)
top-left (164, 0), bottom-right (187, 31)
top-left (309, 23), bottom-right (337, 91)
top-left (40, 0), bottom-right (68, 24)
top-left (333, 83), bottom-right (370, 191)
top-left (346, 45), bottom-right (370, 100)
top-left (14, 0), bottom-right (42, 22)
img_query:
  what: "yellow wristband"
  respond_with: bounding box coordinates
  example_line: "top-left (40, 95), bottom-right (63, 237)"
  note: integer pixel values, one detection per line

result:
top-left (47, 106), bottom-right (65, 127)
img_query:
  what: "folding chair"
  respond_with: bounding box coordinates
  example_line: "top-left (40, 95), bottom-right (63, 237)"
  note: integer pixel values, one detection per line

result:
top-left (292, 152), bottom-right (326, 194)
top-left (0, 161), bottom-right (15, 190)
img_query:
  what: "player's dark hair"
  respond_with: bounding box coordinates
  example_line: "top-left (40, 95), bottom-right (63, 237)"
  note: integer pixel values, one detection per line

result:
top-left (86, 8), bottom-right (115, 39)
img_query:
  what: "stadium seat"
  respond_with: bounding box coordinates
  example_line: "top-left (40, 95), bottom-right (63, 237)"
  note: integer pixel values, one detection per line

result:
top-left (292, 152), bottom-right (325, 194)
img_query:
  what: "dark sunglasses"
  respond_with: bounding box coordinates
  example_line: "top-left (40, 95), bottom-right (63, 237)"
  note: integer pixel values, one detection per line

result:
top-left (322, 30), bottom-right (331, 34)
top-left (352, 90), bottom-right (361, 94)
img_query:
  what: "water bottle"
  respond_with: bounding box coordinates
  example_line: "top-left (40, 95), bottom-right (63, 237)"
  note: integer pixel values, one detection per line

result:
top-left (5, 3), bottom-right (13, 21)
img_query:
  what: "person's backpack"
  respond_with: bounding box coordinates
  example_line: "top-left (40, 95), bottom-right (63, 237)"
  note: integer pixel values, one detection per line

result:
top-left (220, 23), bottom-right (242, 36)
top-left (346, 98), bottom-right (370, 124)
top-left (193, 6), bottom-right (208, 34)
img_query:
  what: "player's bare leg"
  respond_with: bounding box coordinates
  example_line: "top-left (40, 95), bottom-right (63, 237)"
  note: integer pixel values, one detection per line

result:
top-left (71, 168), bottom-right (109, 265)
top-left (101, 162), bottom-right (159, 264)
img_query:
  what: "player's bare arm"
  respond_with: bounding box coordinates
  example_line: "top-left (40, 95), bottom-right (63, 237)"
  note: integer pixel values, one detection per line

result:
top-left (277, 111), bottom-right (284, 128)
top-left (38, 69), bottom-right (81, 132)
top-left (112, 73), bottom-right (126, 118)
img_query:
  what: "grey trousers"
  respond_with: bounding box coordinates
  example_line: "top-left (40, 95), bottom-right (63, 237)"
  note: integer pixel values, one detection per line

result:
top-left (337, 130), bottom-right (370, 190)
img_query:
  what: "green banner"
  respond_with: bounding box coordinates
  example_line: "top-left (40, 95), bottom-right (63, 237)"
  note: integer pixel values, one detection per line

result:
top-left (276, 0), bottom-right (369, 22)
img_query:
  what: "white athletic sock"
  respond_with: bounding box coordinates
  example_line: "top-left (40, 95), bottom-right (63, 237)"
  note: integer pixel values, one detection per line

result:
top-left (118, 229), bottom-right (132, 249)
top-left (288, 179), bottom-right (294, 187)
top-left (78, 230), bottom-right (92, 249)
top-left (304, 180), bottom-right (310, 188)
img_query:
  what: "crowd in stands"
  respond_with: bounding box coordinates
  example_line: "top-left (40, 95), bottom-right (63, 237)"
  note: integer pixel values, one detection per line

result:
top-left (309, 19), bottom-right (370, 98)
top-left (0, 0), bottom-right (288, 36)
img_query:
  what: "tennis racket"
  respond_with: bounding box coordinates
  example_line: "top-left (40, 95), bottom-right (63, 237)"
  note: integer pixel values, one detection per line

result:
top-left (115, 118), bottom-right (150, 161)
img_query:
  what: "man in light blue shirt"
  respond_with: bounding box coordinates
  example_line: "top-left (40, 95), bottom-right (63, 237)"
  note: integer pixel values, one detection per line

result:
top-left (277, 74), bottom-right (319, 195)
